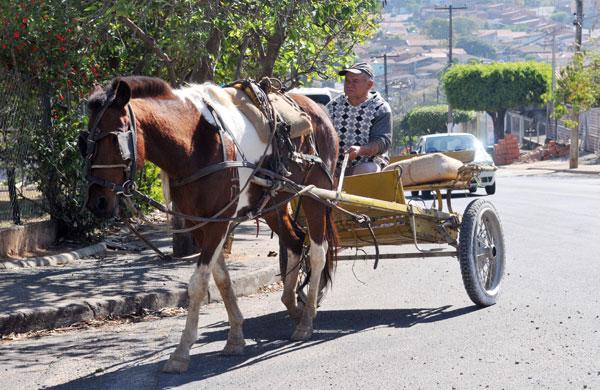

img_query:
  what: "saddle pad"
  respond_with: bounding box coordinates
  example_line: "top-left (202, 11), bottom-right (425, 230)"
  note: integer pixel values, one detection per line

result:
top-left (269, 91), bottom-right (313, 139)
top-left (382, 153), bottom-right (462, 186)
top-left (223, 87), bottom-right (313, 143)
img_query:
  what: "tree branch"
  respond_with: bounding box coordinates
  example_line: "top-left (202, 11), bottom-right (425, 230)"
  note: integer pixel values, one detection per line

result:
top-left (118, 16), bottom-right (177, 85)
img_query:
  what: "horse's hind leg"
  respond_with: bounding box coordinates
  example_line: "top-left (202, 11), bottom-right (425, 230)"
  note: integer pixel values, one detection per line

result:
top-left (163, 230), bottom-right (228, 374)
top-left (212, 252), bottom-right (245, 354)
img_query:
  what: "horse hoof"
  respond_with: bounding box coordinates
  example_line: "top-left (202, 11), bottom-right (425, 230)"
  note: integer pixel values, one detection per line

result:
top-left (162, 355), bottom-right (190, 374)
top-left (291, 326), bottom-right (313, 341)
top-left (222, 340), bottom-right (245, 355)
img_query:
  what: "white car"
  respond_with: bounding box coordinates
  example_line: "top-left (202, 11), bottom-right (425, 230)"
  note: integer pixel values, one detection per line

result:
top-left (414, 133), bottom-right (496, 195)
top-left (287, 87), bottom-right (342, 106)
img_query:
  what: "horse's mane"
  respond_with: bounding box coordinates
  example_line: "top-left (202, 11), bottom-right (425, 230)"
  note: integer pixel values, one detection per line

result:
top-left (87, 76), bottom-right (175, 111)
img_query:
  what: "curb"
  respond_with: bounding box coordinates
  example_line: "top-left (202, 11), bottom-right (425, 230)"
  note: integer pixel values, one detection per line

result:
top-left (0, 263), bottom-right (279, 335)
top-left (0, 243), bottom-right (107, 270)
top-left (525, 167), bottom-right (600, 175)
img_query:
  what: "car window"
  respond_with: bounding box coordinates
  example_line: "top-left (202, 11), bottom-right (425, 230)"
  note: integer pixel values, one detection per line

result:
top-left (425, 135), bottom-right (475, 152)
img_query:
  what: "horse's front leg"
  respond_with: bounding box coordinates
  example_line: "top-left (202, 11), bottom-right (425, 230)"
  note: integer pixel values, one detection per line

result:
top-left (163, 232), bottom-right (227, 374)
top-left (212, 252), bottom-right (245, 354)
top-left (291, 237), bottom-right (327, 341)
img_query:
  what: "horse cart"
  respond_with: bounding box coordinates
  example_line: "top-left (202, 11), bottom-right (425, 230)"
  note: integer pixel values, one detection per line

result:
top-left (281, 158), bottom-right (505, 308)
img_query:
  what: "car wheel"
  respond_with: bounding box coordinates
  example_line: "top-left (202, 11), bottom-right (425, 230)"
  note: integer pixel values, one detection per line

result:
top-left (485, 182), bottom-right (496, 195)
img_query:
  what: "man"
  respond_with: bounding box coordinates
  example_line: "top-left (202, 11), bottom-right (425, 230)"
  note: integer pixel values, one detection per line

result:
top-left (326, 62), bottom-right (392, 175)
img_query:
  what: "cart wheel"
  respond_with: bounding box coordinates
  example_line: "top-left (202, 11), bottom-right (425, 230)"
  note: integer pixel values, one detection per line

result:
top-left (458, 199), bottom-right (505, 307)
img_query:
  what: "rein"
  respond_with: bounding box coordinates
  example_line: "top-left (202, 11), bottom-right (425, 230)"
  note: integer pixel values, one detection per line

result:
top-left (82, 80), bottom-right (343, 260)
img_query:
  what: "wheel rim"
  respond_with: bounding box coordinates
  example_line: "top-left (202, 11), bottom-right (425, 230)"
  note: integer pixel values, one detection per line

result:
top-left (473, 208), bottom-right (501, 293)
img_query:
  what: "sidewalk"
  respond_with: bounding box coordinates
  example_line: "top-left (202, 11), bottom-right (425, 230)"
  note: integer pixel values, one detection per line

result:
top-left (0, 221), bottom-right (281, 335)
top-left (498, 153), bottom-right (600, 176)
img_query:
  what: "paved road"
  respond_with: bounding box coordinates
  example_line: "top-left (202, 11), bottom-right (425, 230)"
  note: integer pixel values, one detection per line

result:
top-left (1, 171), bottom-right (599, 389)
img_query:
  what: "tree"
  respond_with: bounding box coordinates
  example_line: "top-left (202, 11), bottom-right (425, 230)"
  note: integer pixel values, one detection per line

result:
top-left (0, 1), bottom-right (383, 235)
top-left (456, 37), bottom-right (496, 59)
top-left (552, 52), bottom-right (600, 168)
top-left (423, 16), bottom-right (481, 39)
top-left (442, 62), bottom-right (551, 143)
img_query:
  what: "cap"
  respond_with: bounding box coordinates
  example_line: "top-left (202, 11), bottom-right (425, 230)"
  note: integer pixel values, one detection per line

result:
top-left (338, 62), bottom-right (374, 79)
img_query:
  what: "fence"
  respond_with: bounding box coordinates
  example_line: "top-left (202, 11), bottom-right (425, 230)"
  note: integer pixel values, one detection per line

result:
top-left (505, 111), bottom-right (548, 148)
top-left (554, 108), bottom-right (600, 155)
top-left (0, 68), bottom-right (47, 227)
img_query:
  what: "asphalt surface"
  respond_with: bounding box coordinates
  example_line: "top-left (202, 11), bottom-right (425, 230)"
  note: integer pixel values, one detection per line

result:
top-left (0, 167), bottom-right (599, 389)
top-left (0, 222), bottom-right (280, 334)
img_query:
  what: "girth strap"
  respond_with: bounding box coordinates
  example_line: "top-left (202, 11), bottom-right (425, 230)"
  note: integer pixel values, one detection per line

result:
top-left (170, 160), bottom-right (257, 188)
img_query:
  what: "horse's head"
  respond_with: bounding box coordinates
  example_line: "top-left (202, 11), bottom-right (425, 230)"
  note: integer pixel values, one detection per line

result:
top-left (82, 78), bottom-right (136, 218)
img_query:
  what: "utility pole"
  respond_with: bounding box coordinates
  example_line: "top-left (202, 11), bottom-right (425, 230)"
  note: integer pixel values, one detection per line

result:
top-left (373, 53), bottom-right (406, 101)
top-left (384, 53), bottom-right (388, 99)
top-left (435, 3), bottom-right (467, 133)
top-left (571, 0), bottom-right (584, 168)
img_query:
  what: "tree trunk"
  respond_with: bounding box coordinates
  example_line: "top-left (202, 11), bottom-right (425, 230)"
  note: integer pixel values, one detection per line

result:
top-left (7, 167), bottom-right (20, 225)
top-left (488, 110), bottom-right (506, 143)
top-left (172, 208), bottom-right (199, 258)
top-left (257, 0), bottom-right (302, 78)
top-left (570, 111), bottom-right (579, 169)
top-left (191, 26), bottom-right (223, 82)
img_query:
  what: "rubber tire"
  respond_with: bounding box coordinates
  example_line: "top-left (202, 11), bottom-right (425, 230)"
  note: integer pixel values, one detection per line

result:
top-left (485, 182), bottom-right (496, 195)
top-left (458, 199), bottom-right (505, 307)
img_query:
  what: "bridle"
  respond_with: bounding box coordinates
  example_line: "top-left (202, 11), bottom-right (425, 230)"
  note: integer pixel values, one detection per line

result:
top-left (80, 94), bottom-right (138, 197)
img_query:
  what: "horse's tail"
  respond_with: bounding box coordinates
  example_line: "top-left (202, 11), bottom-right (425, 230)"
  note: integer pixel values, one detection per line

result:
top-left (323, 206), bottom-right (338, 286)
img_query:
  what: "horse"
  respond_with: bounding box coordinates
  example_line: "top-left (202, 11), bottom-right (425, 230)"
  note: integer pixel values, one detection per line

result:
top-left (82, 76), bottom-right (339, 373)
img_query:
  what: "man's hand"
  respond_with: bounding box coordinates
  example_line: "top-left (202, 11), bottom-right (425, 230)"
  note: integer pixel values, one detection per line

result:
top-left (345, 145), bottom-right (362, 161)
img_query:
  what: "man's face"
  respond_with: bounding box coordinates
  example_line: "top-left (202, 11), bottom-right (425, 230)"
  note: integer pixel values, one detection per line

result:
top-left (344, 72), bottom-right (373, 101)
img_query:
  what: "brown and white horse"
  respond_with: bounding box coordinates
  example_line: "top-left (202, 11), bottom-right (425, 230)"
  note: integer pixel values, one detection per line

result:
top-left (83, 76), bottom-right (338, 373)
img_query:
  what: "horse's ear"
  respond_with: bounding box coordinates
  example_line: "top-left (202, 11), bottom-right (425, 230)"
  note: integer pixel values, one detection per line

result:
top-left (111, 78), bottom-right (131, 108)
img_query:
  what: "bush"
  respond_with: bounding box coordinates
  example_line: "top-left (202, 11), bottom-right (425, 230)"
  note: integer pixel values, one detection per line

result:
top-left (401, 105), bottom-right (476, 137)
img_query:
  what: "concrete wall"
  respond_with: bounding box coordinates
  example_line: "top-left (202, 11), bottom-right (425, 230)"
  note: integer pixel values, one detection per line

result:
top-left (0, 220), bottom-right (57, 259)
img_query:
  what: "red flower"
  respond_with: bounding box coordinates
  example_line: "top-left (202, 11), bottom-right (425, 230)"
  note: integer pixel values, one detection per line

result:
top-left (22, 17), bottom-right (28, 24)
top-left (13, 31), bottom-right (20, 39)
top-left (20, 23), bottom-right (27, 29)
top-left (59, 94), bottom-right (64, 101)
top-left (1, 44), bottom-right (7, 49)
top-left (56, 34), bottom-right (65, 42)
top-left (59, 46), bottom-right (65, 52)
top-left (66, 28), bottom-right (72, 33)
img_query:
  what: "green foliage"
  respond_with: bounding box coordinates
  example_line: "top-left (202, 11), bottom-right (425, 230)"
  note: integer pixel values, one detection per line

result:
top-left (442, 62), bottom-right (551, 142)
top-left (0, 1), bottom-right (382, 234)
top-left (396, 105), bottom-right (475, 141)
top-left (135, 162), bottom-right (164, 212)
top-left (442, 62), bottom-right (551, 113)
top-left (423, 17), bottom-right (481, 40)
top-left (550, 11), bottom-right (570, 23)
top-left (456, 37), bottom-right (496, 59)
top-left (553, 52), bottom-right (600, 129)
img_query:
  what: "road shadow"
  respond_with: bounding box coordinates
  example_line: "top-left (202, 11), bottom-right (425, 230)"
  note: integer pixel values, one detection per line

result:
top-left (46, 305), bottom-right (482, 389)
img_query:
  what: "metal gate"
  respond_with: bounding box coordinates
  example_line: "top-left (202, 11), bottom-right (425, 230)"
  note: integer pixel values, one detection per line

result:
top-left (0, 67), bottom-right (46, 226)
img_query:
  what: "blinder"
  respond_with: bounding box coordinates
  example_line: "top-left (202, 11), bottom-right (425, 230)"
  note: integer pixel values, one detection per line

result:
top-left (82, 98), bottom-right (137, 196)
